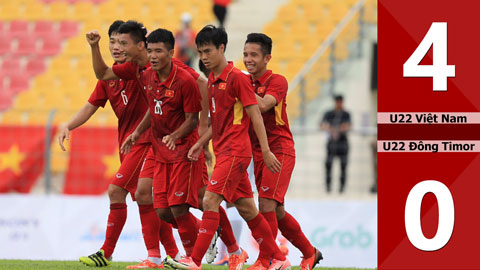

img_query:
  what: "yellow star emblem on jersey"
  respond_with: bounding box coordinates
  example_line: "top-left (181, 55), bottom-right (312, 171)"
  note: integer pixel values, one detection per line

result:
top-left (102, 149), bottom-right (120, 179)
top-left (0, 145), bottom-right (26, 175)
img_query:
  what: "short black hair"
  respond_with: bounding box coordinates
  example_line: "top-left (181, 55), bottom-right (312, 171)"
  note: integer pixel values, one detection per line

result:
top-left (108, 20), bottom-right (124, 37)
top-left (195, 25), bottom-right (227, 51)
top-left (198, 59), bottom-right (210, 78)
top-left (118, 20), bottom-right (147, 44)
top-left (334, 95), bottom-right (344, 101)
top-left (245, 33), bottom-right (272, 56)
top-left (147, 28), bottom-right (175, 50)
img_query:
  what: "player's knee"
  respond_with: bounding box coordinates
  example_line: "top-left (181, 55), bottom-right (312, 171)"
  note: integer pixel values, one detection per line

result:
top-left (197, 186), bottom-right (206, 211)
top-left (275, 206), bottom-right (286, 220)
top-left (135, 188), bottom-right (152, 205)
top-left (258, 198), bottom-right (276, 213)
top-left (202, 191), bottom-right (222, 212)
top-left (170, 205), bottom-right (190, 217)
top-left (108, 184), bottom-right (127, 203)
top-left (156, 208), bottom-right (173, 222)
top-left (234, 198), bottom-right (259, 221)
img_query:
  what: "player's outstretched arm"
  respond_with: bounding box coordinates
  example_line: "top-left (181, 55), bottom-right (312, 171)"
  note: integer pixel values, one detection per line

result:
top-left (188, 126), bottom-right (212, 161)
top-left (58, 102), bottom-right (99, 151)
top-left (197, 77), bottom-right (210, 136)
top-left (121, 110), bottom-right (151, 154)
top-left (255, 94), bottom-right (277, 113)
top-left (86, 30), bottom-right (119, 81)
top-left (163, 112), bottom-right (199, 151)
top-left (245, 104), bottom-right (281, 173)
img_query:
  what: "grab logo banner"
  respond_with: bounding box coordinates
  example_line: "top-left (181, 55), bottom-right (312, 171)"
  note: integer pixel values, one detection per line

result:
top-left (378, 0), bottom-right (480, 269)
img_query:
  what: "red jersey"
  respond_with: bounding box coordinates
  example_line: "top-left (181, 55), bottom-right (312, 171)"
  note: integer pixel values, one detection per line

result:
top-left (112, 58), bottom-right (198, 89)
top-left (88, 66), bottom-right (151, 151)
top-left (142, 62), bottom-right (202, 162)
top-left (247, 70), bottom-right (295, 161)
top-left (208, 62), bottom-right (258, 157)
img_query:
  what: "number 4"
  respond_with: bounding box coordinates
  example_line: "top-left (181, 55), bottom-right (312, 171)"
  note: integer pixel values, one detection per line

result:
top-left (403, 22), bottom-right (456, 91)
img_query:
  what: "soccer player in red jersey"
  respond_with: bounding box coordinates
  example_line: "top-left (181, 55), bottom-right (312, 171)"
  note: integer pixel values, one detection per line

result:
top-left (59, 20), bottom-right (179, 268)
top-left (88, 21), bottom-right (240, 264)
top-left (243, 33), bottom-right (323, 270)
top-left (169, 25), bottom-right (290, 270)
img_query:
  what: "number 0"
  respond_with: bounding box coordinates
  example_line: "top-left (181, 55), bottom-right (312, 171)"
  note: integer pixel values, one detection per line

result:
top-left (403, 22), bottom-right (456, 91)
top-left (405, 180), bottom-right (455, 251)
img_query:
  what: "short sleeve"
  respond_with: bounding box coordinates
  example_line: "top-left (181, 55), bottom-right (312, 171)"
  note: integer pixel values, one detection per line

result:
top-left (88, 80), bottom-right (108, 107)
top-left (173, 58), bottom-right (200, 80)
top-left (322, 111), bottom-right (332, 124)
top-left (343, 111), bottom-right (351, 124)
top-left (182, 77), bottom-right (202, 113)
top-left (112, 62), bottom-right (138, 80)
top-left (234, 73), bottom-right (257, 107)
top-left (265, 75), bottom-right (288, 105)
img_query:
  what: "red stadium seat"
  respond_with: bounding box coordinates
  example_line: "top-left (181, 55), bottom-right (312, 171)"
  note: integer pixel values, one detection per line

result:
top-left (14, 36), bottom-right (38, 56)
top-left (9, 74), bottom-right (30, 94)
top-left (0, 89), bottom-right (13, 111)
top-left (8, 21), bottom-right (29, 38)
top-left (59, 21), bottom-right (79, 38)
top-left (1, 58), bottom-right (21, 76)
top-left (0, 35), bottom-right (12, 56)
top-left (25, 58), bottom-right (47, 77)
top-left (39, 35), bottom-right (62, 56)
top-left (33, 21), bottom-right (54, 38)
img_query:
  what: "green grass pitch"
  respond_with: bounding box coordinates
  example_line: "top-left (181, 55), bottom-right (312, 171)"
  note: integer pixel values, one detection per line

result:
top-left (0, 260), bottom-right (375, 270)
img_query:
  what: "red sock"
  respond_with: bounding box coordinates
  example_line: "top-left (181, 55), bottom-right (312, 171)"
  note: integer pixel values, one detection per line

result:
top-left (278, 212), bottom-right (314, 258)
top-left (174, 213), bottom-right (199, 256)
top-left (247, 213), bottom-right (285, 266)
top-left (101, 203), bottom-right (127, 258)
top-left (139, 204), bottom-right (161, 258)
top-left (159, 219), bottom-right (179, 257)
top-left (218, 206), bottom-right (239, 253)
top-left (261, 211), bottom-right (278, 239)
top-left (191, 211), bottom-right (220, 266)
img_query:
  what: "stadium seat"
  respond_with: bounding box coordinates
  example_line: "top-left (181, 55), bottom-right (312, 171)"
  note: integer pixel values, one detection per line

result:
top-left (39, 34), bottom-right (63, 56)
top-left (64, 37), bottom-right (90, 58)
top-left (58, 74), bottom-right (83, 93)
top-left (46, 2), bottom-right (70, 21)
top-left (26, 58), bottom-right (47, 77)
top-left (1, 111), bottom-right (27, 125)
top-left (72, 2), bottom-right (96, 21)
top-left (97, 2), bottom-right (119, 23)
top-left (286, 88), bottom-right (300, 118)
top-left (14, 90), bottom-right (43, 111)
top-left (0, 2), bottom-right (20, 20)
top-left (32, 74), bottom-right (57, 94)
top-left (9, 73), bottom-right (30, 94)
top-left (33, 21), bottom-right (55, 38)
top-left (27, 111), bottom-right (50, 125)
top-left (277, 4), bottom-right (297, 23)
top-left (59, 21), bottom-right (79, 38)
top-left (1, 58), bottom-right (22, 77)
top-left (49, 58), bottom-right (72, 75)
top-left (0, 35), bottom-right (12, 56)
top-left (24, 1), bottom-right (48, 20)
top-left (13, 36), bottom-right (38, 57)
top-left (8, 20), bottom-right (30, 38)
top-left (0, 90), bottom-right (13, 111)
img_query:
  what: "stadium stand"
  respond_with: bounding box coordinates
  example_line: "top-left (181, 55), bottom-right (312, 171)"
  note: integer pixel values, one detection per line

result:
top-left (0, 0), bottom-right (376, 189)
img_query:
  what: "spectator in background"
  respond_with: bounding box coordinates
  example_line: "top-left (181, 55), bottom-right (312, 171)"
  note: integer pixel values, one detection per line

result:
top-left (320, 95), bottom-right (351, 193)
top-left (213, 0), bottom-right (231, 28)
top-left (175, 13), bottom-right (197, 67)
